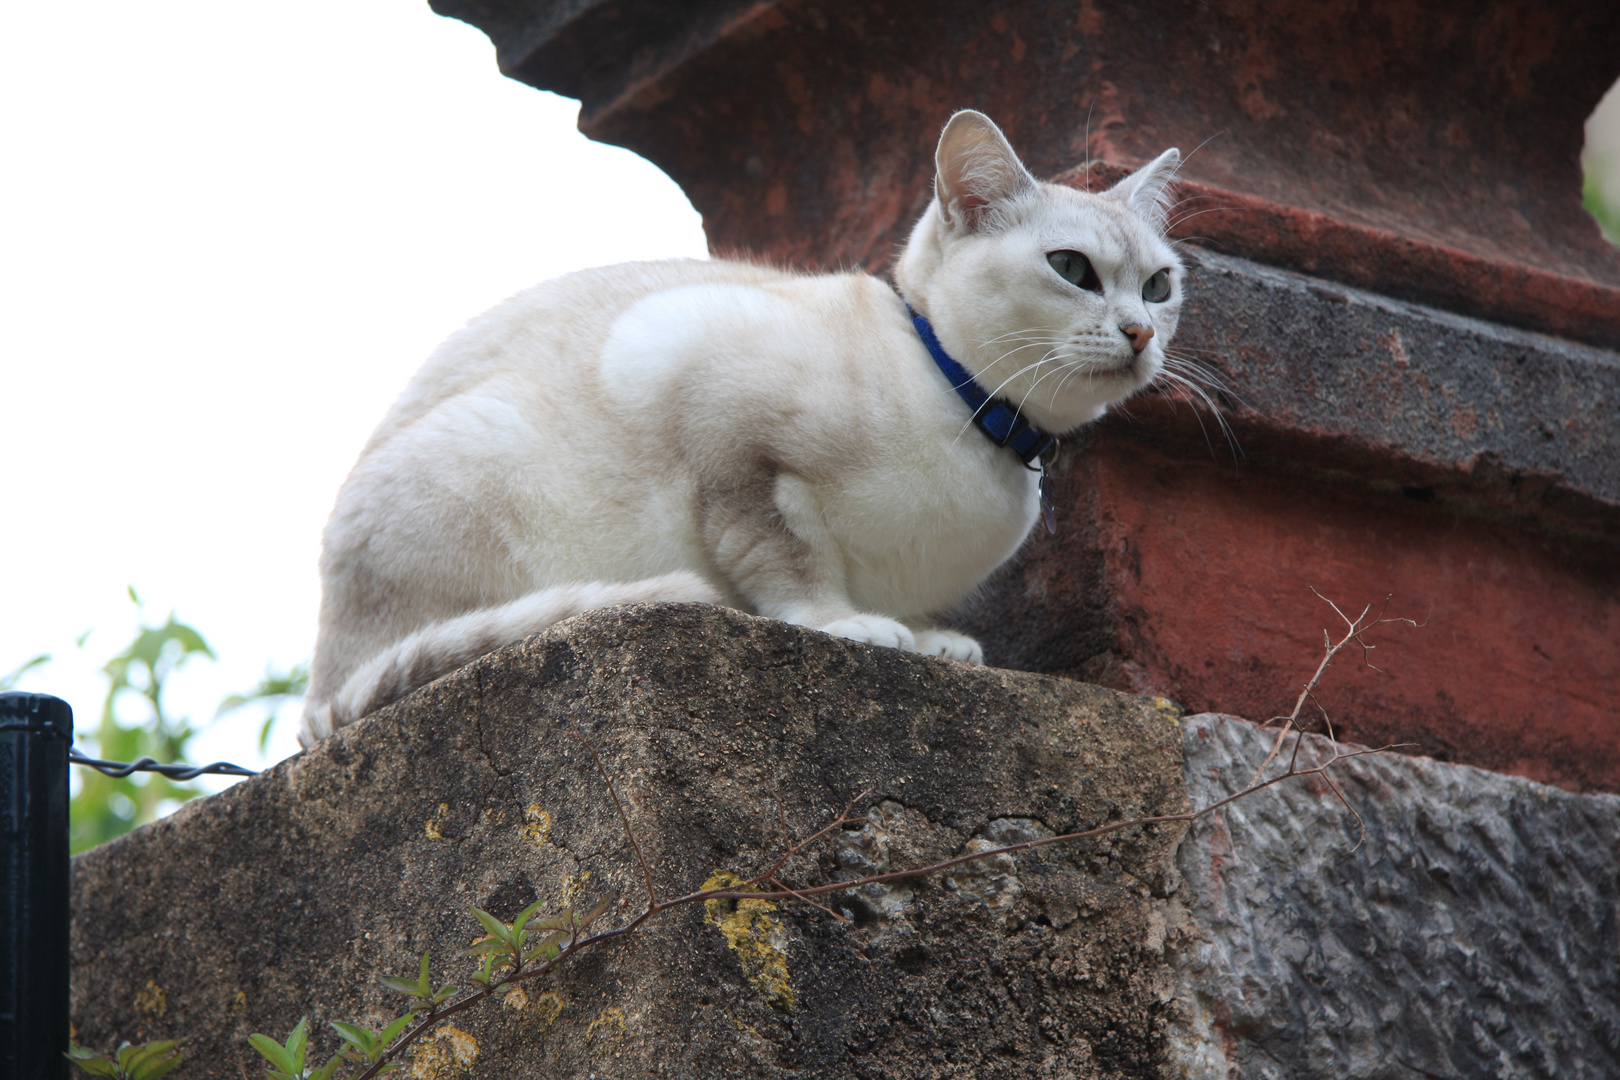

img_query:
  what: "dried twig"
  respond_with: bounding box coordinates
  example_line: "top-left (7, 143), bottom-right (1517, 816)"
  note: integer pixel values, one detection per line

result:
top-left (1249, 590), bottom-right (1418, 787)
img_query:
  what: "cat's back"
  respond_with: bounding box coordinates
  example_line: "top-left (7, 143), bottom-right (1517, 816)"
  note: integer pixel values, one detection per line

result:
top-left (369, 258), bottom-right (799, 446)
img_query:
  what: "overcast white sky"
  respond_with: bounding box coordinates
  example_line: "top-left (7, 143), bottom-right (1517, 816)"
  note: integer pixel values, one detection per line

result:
top-left (0, 1), bottom-right (708, 784)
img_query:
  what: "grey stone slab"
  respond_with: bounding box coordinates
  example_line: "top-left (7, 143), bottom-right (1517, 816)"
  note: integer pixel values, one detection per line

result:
top-left (1171, 713), bottom-right (1620, 1079)
top-left (1178, 249), bottom-right (1620, 514)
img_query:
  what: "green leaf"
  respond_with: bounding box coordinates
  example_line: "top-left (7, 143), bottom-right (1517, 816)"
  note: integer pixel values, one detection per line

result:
top-left (63, 1045), bottom-right (120, 1079)
top-left (521, 929), bottom-right (567, 964)
top-left (469, 951), bottom-right (499, 987)
top-left (329, 1022), bottom-right (376, 1056)
top-left (430, 984), bottom-right (458, 1005)
top-left (510, 896), bottom-right (547, 940)
top-left (375, 1012), bottom-right (419, 1055)
top-left (469, 907), bottom-right (512, 945)
top-left (129, 1050), bottom-right (185, 1080)
top-left (287, 1016), bottom-right (309, 1074)
top-left (248, 1034), bottom-right (294, 1074)
top-left (417, 952), bottom-right (432, 994)
top-left (0, 652), bottom-right (50, 691)
top-left (308, 1053), bottom-right (346, 1080)
top-left (114, 1043), bottom-right (139, 1071)
top-left (121, 1041), bottom-right (184, 1080)
top-left (378, 975), bottom-right (425, 997)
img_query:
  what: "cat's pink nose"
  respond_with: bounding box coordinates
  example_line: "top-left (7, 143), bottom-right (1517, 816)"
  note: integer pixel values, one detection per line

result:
top-left (1122, 324), bottom-right (1155, 352)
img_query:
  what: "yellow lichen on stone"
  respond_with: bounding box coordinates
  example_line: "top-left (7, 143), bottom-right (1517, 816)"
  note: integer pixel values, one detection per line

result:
top-left (1152, 697), bottom-right (1182, 721)
top-left (701, 871), bottom-right (795, 1012)
top-left (527, 990), bottom-right (566, 1030)
top-left (407, 1026), bottom-right (478, 1080)
top-left (230, 990), bottom-right (247, 1016)
top-left (502, 984), bottom-right (565, 1030)
top-left (424, 803), bottom-right (449, 839)
top-left (586, 1006), bottom-right (627, 1046)
top-left (133, 981), bottom-right (167, 1021)
top-left (559, 870), bottom-right (591, 907)
top-left (521, 805), bottom-right (551, 845)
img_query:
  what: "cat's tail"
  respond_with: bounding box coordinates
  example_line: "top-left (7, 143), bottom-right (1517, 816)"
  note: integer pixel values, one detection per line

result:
top-left (299, 572), bottom-right (723, 746)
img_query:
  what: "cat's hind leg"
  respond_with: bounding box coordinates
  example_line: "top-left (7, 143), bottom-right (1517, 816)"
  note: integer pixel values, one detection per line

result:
top-left (299, 572), bottom-right (720, 745)
top-left (709, 472), bottom-right (922, 654)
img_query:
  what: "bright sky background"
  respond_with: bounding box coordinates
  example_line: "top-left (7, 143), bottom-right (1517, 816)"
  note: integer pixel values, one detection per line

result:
top-left (0, 1), bottom-right (708, 791)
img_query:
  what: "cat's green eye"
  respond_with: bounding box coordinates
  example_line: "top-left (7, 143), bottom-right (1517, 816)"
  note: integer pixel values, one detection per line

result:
top-left (1047, 250), bottom-right (1101, 292)
top-left (1142, 268), bottom-right (1172, 303)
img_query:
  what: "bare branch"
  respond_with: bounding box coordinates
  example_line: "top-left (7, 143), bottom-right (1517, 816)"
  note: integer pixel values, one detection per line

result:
top-left (769, 876), bottom-right (852, 923)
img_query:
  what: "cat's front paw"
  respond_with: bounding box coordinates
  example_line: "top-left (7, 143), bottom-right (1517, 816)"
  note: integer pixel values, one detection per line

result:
top-left (913, 629), bottom-right (985, 665)
top-left (819, 614), bottom-right (917, 653)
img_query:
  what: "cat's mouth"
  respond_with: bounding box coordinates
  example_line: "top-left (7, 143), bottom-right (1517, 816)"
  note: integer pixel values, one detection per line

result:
top-left (1092, 356), bottom-right (1142, 379)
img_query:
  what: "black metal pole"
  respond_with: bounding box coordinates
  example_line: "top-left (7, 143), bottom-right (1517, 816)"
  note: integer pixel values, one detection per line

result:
top-left (1, 692), bottom-right (72, 1080)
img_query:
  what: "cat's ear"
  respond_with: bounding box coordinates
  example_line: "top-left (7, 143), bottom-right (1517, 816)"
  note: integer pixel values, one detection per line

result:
top-left (933, 110), bottom-right (1037, 230)
top-left (1108, 148), bottom-right (1181, 231)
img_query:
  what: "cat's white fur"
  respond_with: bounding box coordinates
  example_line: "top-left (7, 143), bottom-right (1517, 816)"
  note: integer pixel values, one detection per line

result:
top-left (300, 111), bottom-right (1182, 745)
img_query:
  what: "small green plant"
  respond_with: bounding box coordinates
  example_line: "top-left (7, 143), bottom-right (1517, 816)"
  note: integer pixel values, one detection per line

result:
top-left (243, 897), bottom-right (613, 1080)
top-left (70, 590), bottom-right (217, 851)
top-left (65, 1039), bottom-right (184, 1080)
top-left (0, 586), bottom-right (310, 852)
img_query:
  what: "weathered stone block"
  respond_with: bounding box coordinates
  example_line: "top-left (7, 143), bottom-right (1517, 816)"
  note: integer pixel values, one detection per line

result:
top-left (72, 605), bottom-right (1190, 1079)
top-left (1173, 714), bottom-right (1620, 1079)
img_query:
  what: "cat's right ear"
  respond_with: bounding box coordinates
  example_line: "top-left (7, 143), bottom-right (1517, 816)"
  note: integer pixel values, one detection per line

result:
top-left (934, 110), bottom-right (1037, 230)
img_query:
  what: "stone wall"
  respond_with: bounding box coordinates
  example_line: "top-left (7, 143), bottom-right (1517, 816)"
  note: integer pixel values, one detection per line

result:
top-left (71, 607), bottom-right (1620, 1078)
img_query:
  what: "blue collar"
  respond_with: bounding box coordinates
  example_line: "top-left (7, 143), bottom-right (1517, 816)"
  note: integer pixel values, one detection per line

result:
top-left (906, 305), bottom-right (1056, 468)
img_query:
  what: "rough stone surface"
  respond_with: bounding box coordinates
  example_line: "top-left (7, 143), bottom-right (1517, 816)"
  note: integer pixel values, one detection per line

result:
top-left (1174, 249), bottom-right (1620, 515)
top-left (1172, 714), bottom-right (1620, 1079)
top-left (71, 605), bottom-right (1191, 1079)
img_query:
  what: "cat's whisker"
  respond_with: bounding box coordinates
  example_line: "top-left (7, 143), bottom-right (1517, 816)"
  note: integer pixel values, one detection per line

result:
top-left (978, 326), bottom-right (1062, 348)
top-left (1161, 353), bottom-right (1243, 409)
top-left (1011, 351), bottom-right (1076, 417)
top-left (1164, 193), bottom-right (1224, 214)
top-left (1160, 356), bottom-right (1234, 395)
top-left (948, 355), bottom-right (1065, 445)
top-left (1151, 366), bottom-right (1241, 461)
top-left (1165, 204), bottom-right (1247, 231)
top-left (1158, 356), bottom-right (1240, 418)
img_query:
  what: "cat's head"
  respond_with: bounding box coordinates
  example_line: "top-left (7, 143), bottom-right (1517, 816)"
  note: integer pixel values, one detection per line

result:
top-left (894, 110), bottom-right (1183, 435)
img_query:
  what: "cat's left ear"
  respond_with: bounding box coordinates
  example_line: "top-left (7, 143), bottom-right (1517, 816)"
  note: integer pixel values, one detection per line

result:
top-left (934, 110), bottom-right (1037, 230)
top-left (1108, 148), bottom-right (1181, 230)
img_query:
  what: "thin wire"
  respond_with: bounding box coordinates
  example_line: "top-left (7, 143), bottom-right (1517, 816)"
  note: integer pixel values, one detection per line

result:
top-left (68, 747), bottom-right (258, 779)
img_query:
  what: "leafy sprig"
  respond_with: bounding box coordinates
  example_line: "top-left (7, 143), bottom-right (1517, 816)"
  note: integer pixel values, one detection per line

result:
top-left (66, 1039), bottom-right (184, 1080)
top-left (246, 895), bottom-right (614, 1080)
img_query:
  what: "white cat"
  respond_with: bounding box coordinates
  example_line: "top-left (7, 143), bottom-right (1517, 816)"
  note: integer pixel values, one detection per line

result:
top-left (299, 110), bottom-right (1183, 745)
